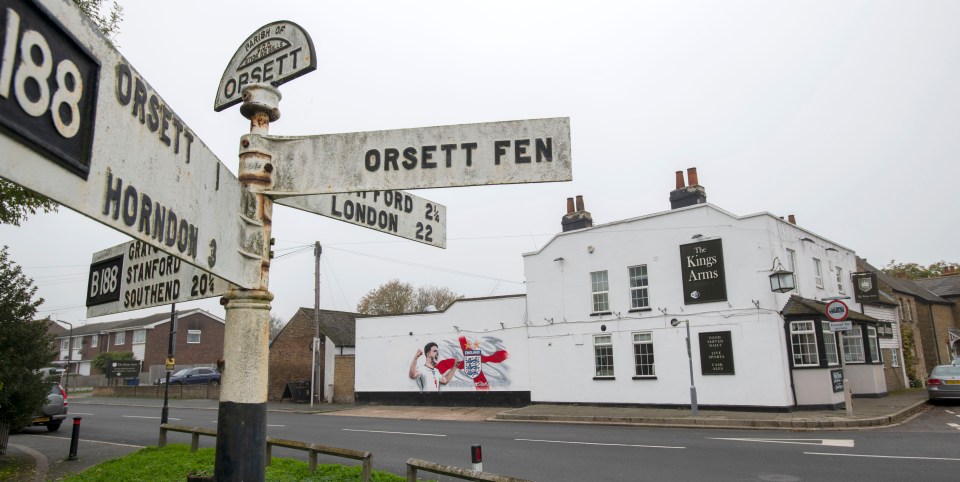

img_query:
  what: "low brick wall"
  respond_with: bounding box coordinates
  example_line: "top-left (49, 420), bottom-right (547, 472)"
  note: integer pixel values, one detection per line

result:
top-left (93, 384), bottom-right (220, 400)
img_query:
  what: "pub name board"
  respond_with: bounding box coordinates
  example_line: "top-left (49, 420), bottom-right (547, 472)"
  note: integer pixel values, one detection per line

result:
top-left (679, 238), bottom-right (727, 304)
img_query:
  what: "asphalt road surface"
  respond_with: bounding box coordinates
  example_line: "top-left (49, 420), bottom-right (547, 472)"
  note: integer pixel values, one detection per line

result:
top-left (11, 402), bottom-right (960, 481)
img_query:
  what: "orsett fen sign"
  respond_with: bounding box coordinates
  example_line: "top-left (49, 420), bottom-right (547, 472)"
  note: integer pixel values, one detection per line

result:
top-left (214, 20), bottom-right (316, 112)
top-left (244, 117), bottom-right (572, 195)
top-left (0, 0), bottom-right (259, 289)
top-left (86, 240), bottom-right (230, 318)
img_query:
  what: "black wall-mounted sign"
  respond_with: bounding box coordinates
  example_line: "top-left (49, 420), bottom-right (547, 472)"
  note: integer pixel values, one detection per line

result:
top-left (852, 272), bottom-right (879, 303)
top-left (680, 238), bottom-right (727, 304)
top-left (831, 368), bottom-right (844, 393)
top-left (699, 331), bottom-right (734, 375)
top-left (107, 360), bottom-right (141, 378)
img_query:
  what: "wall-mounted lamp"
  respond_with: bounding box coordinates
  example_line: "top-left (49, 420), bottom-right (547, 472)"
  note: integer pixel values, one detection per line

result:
top-left (768, 257), bottom-right (796, 293)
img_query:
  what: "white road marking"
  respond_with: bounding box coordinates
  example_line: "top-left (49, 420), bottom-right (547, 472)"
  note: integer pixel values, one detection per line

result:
top-left (806, 452), bottom-right (960, 462)
top-left (268, 424), bottom-right (285, 427)
top-left (342, 428), bottom-right (446, 437)
top-left (24, 434), bottom-right (144, 448)
top-left (947, 423), bottom-right (960, 431)
top-left (69, 412), bottom-right (95, 415)
top-left (515, 438), bottom-right (684, 449)
top-left (712, 438), bottom-right (854, 447)
top-left (945, 410), bottom-right (955, 415)
top-left (122, 415), bottom-right (179, 421)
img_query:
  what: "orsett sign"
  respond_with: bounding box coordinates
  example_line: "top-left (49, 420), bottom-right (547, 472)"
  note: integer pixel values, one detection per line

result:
top-left (0, 0), bottom-right (259, 289)
top-left (214, 20), bottom-right (316, 112)
top-left (86, 240), bottom-right (230, 318)
top-left (244, 117), bottom-right (572, 195)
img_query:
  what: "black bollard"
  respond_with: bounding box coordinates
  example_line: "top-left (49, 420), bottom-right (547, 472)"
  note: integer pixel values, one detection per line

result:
top-left (67, 417), bottom-right (81, 461)
top-left (471, 444), bottom-right (482, 472)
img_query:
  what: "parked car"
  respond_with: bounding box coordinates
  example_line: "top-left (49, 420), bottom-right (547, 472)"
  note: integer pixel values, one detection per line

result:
top-left (156, 367), bottom-right (220, 385)
top-left (31, 382), bottom-right (68, 431)
top-left (926, 364), bottom-right (960, 402)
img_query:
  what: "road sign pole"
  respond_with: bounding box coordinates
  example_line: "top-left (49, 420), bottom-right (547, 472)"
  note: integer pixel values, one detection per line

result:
top-left (214, 84), bottom-right (279, 482)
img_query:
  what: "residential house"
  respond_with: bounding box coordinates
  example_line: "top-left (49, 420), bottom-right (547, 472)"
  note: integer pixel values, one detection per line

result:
top-left (268, 309), bottom-right (357, 403)
top-left (916, 270), bottom-right (960, 361)
top-left (51, 309), bottom-right (225, 382)
top-left (856, 257), bottom-right (910, 390)
top-left (356, 169), bottom-right (888, 410)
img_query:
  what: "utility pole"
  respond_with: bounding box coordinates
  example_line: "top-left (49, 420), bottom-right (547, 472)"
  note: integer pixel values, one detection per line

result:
top-left (161, 305), bottom-right (177, 425)
top-left (311, 242), bottom-right (322, 407)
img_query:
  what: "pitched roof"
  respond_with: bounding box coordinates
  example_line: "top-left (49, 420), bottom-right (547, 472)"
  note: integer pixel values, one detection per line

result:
top-left (781, 295), bottom-right (880, 323)
top-left (859, 258), bottom-right (952, 305)
top-left (52, 309), bottom-right (222, 337)
top-left (289, 308), bottom-right (358, 347)
top-left (915, 275), bottom-right (960, 298)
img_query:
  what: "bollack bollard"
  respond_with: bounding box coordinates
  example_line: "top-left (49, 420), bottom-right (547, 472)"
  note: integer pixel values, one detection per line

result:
top-left (67, 417), bottom-right (81, 461)
top-left (470, 444), bottom-right (482, 472)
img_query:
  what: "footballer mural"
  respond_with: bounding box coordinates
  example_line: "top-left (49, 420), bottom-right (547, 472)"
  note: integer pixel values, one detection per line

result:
top-left (407, 335), bottom-right (510, 392)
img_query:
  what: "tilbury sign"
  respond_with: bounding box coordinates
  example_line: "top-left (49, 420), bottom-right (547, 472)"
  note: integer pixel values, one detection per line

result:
top-left (0, 0), bottom-right (260, 290)
top-left (214, 20), bottom-right (316, 112)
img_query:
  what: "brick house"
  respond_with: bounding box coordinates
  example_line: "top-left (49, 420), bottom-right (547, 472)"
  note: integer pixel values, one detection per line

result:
top-left (916, 270), bottom-right (960, 361)
top-left (51, 309), bottom-right (225, 382)
top-left (268, 308), bottom-right (357, 403)
top-left (855, 258), bottom-right (910, 390)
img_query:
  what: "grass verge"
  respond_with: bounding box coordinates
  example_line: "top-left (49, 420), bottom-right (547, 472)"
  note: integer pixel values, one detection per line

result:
top-left (61, 444), bottom-right (414, 482)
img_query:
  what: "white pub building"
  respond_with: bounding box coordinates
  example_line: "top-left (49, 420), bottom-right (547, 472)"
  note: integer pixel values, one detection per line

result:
top-left (355, 169), bottom-right (888, 411)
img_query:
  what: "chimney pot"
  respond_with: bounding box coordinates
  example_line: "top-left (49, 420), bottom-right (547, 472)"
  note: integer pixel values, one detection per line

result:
top-left (788, 214), bottom-right (796, 225)
top-left (675, 171), bottom-right (685, 189)
top-left (687, 167), bottom-right (699, 186)
top-left (575, 195), bottom-right (584, 212)
top-left (566, 197), bottom-right (574, 214)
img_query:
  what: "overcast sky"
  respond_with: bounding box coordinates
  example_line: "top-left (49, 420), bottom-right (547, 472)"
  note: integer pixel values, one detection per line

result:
top-left (3, 0), bottom-right (958, 327)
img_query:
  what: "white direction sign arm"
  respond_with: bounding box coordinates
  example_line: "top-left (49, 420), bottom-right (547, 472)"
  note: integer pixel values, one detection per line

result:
top-left (276, 191), bottom-right (447, 248)
top-left (247, 117), bottom-right (571, 195)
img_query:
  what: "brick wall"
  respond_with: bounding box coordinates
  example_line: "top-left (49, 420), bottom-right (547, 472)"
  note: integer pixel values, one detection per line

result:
top-left (333, 355), bottom-right (355, 403)
top-left (881, 349), bottom-right (907, 391)
top-left (143, 312), bottom-right (225, 369)
top-left (268, 309), bottom-right (323, 401)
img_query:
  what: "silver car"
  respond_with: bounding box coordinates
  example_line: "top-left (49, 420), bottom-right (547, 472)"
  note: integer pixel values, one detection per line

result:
top-left (31, 382), bottom-right (68, 431)
top-left (926, 364), bottom-right (960, 402)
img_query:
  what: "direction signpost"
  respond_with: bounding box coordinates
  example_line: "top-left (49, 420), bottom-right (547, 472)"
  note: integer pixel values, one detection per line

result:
top-left (0, 0), bottom-right (259, 290)
top-left (86, 240), bottom-right (230, 318)
top-left (3, 3), bottom-right (573, 478)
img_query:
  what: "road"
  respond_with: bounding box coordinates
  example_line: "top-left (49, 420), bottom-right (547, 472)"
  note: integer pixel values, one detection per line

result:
top-left (12, 402), bottom-right (960, 481)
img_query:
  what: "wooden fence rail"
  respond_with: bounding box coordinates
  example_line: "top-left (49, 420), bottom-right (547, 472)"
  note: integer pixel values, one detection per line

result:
top-left (405, 458), bottom-right (534, 482)
top-left (158, 423), bottom-right (372, 481)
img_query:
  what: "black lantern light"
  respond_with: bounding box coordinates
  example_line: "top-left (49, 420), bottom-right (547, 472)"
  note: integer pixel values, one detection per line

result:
top-left (769, 257), bottom-right (795, 293)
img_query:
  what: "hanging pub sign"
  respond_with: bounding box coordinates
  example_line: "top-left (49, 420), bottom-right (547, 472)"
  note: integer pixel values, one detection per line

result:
top-left (698, 331), bottom-right (734, 375)
top-left (679, 238), bottom-right (727, 304)
top-left (852, 272), bottom-right (879, 303)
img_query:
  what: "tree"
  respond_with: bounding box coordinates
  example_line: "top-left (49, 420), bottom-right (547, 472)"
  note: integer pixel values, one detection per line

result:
top-left (0, 1), bottom-right (123, 227)
top-left (356, 280), bottom-right (462, 315)
top-left (269, 314), bottom-right (286, 341)
top-left (0, 247), bottom-right (55, 431)
top-left (882, 260), bottom-right (960, 280)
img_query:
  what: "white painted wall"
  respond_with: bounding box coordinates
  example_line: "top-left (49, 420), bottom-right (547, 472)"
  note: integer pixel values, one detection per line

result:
top-left (355, 295), bottom-right (530, 393)
top-left (522, 204), bottom-right (860, 408)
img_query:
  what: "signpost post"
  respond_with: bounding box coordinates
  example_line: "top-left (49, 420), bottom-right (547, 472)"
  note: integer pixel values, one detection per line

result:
top-left (825, 299), bottom-right (854, 416)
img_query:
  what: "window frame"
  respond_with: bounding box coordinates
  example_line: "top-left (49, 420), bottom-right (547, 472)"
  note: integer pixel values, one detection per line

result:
top-left (813, 258), bottom-right (823, 288)
top-left (60, 338), bottom-right (69, 350)
top-left (867, 326), bottom-right (880, 363)
top-left (821, 325), bottom-right (840, 366)
top-left (590, 271), bottom-right (610, 314)
top-left (790, 321), bottom-right (819, 367)
top-left (593, 334), bottom-right (614, 378)
top-left (836, 267), bottom-right (845, 293)
top-left (114, 331), bottom-right (125, 346)
top-left (187, 329), bottom-right (201, 344)
top-left (842, 326), bottom-right (865, 363)
top-left (890, 349), bottom-right (900, 367)
top-left (785, 248), bottom-right (798, 293)
top-left (90, 334), bottom-right (98, 348)
top-left (628, 265), bottom-right (650, 311)
top-left (132, 329), bottom-right (146, 344)
top-left (632, 332), bottom-right (655, 378)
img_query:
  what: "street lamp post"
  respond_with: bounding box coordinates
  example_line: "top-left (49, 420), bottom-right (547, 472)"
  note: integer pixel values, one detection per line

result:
top-left (60, 321), bottom-right (73, 392)
top-left (671, 318), bottom-right (698, 416)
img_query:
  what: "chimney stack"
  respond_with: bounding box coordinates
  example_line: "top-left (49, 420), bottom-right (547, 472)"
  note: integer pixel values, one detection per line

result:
top-left (669, 167), bottom-right (707, 209)
top-left (561, 195), bottom-right (593, 232)
top-left (787, 214), bottom-right (796, 225)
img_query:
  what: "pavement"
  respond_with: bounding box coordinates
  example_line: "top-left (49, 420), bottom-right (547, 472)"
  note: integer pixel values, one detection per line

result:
top-left (1, 388), bottom-right (931, 480)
